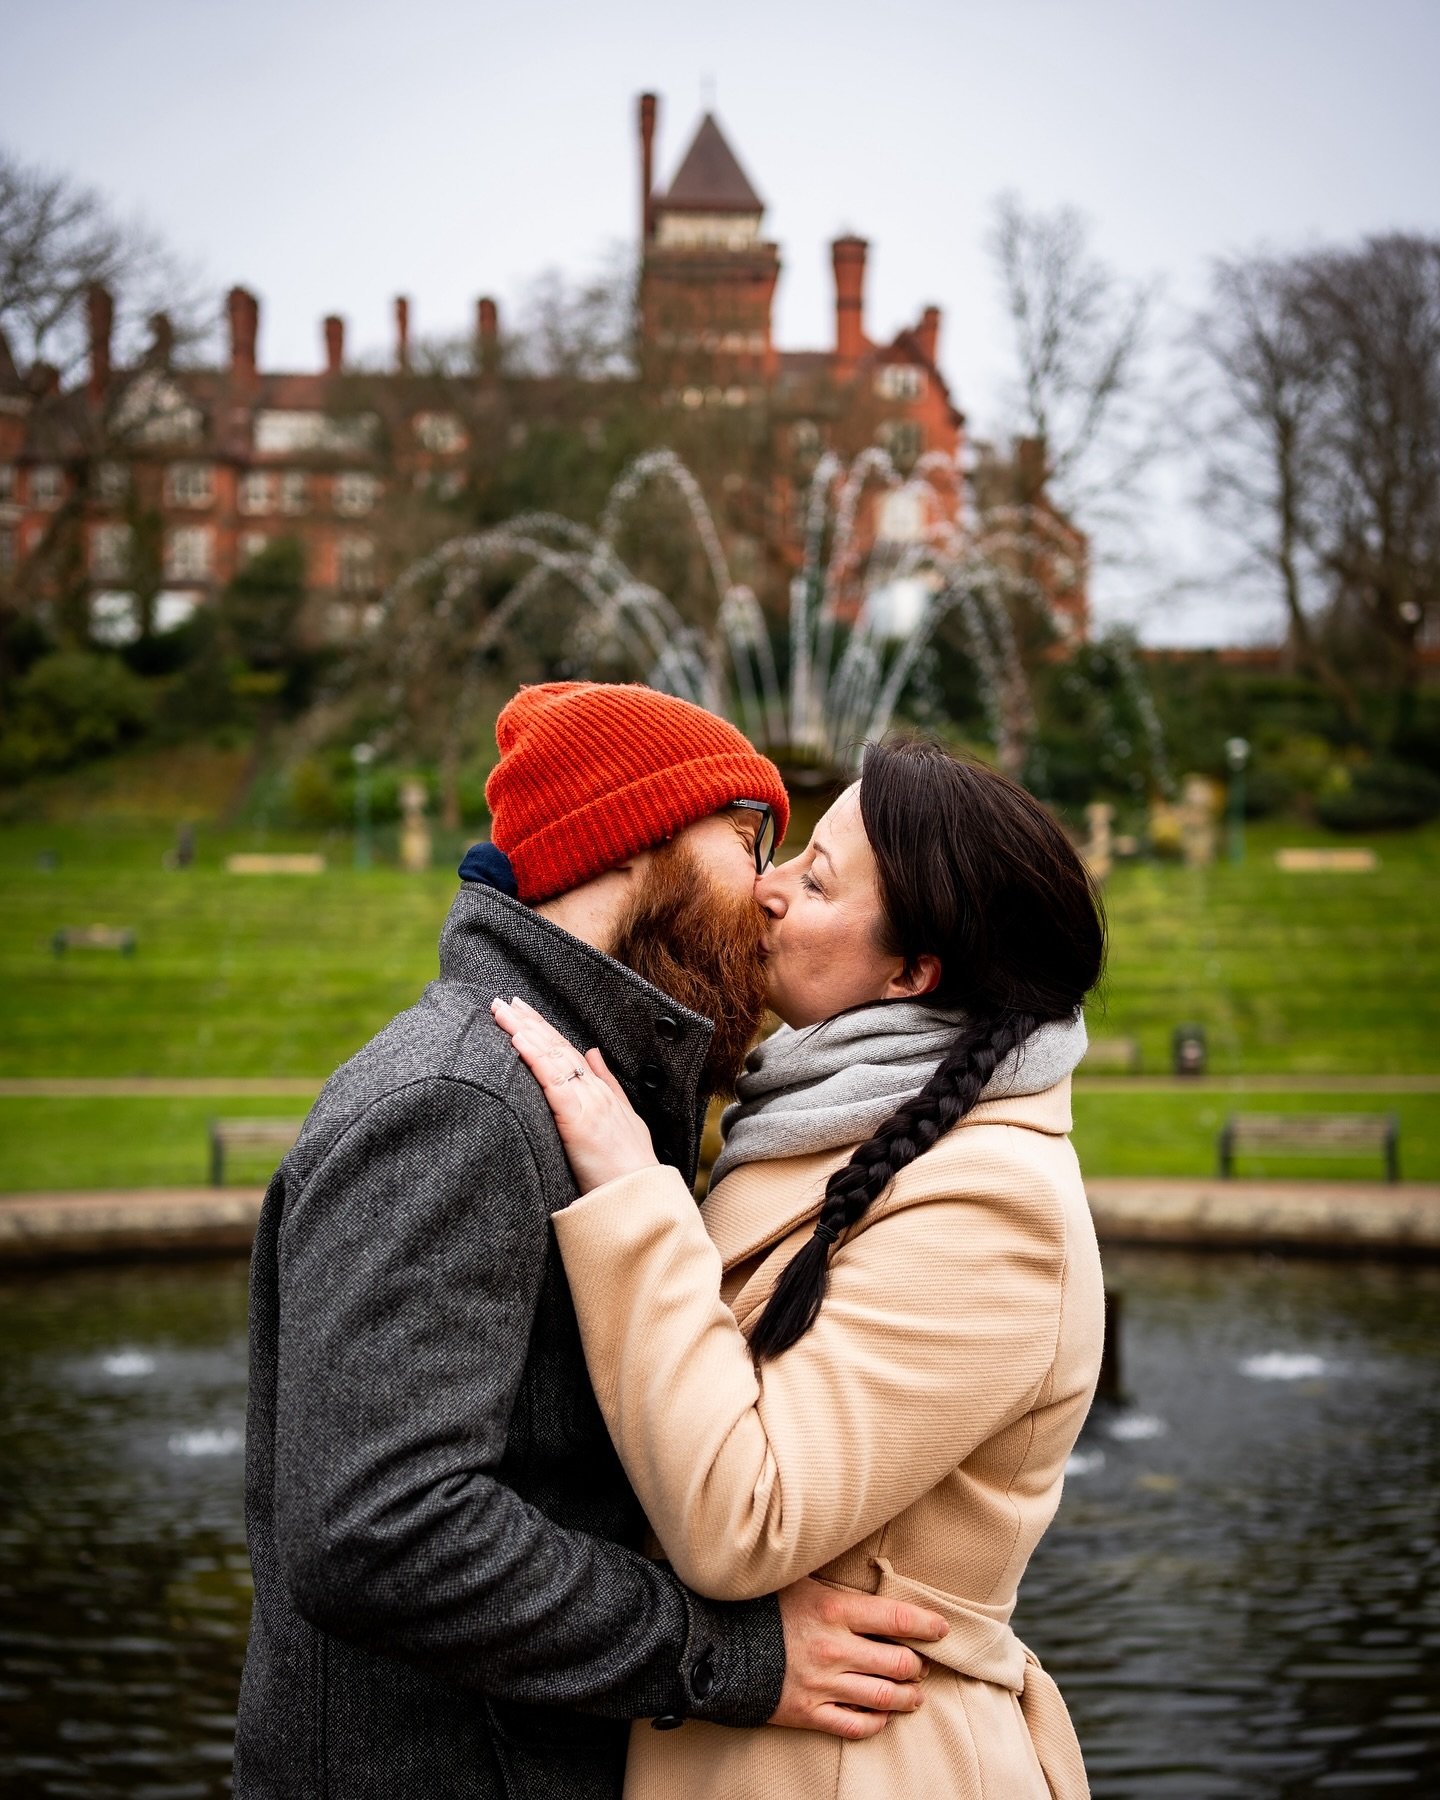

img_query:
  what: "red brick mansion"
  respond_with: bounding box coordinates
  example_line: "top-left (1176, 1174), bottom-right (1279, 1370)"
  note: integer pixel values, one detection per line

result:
top-left (0, 94), bottom-right (1088, 649)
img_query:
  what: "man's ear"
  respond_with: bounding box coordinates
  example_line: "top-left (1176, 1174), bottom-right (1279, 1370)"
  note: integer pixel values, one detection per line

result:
top-left (884, 954), bottom-right (942, 1001)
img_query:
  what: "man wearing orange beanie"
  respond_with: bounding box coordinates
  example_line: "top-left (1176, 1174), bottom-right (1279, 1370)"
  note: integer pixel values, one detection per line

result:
top-left (236, 684), bottom-right (939, 1800)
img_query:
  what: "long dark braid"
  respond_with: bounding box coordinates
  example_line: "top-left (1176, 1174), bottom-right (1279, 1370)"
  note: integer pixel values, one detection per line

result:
top-left (747, 1010), bottom-right (1040, 1361)
top-left (748, 737), bottom-right (1105, 1364)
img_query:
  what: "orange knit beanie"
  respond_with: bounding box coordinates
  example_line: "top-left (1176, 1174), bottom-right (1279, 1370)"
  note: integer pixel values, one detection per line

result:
top-left (484, 682), bottom-right (790, 903)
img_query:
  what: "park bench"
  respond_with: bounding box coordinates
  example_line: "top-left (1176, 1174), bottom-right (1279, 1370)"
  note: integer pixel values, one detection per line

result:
top-left (209, 1117), bottom-right (303, 1187)
top-left (1218, 1112), bottom-right (1400, 1183)
top-left (1081, 1036), bottom-right (1141, 1074)
top-left (51, 925), bottom-right (135, 956)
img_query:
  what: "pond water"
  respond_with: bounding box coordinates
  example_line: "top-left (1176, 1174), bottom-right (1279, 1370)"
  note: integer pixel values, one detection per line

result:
top-left (1, 1249), bottom-right (1437, 1798)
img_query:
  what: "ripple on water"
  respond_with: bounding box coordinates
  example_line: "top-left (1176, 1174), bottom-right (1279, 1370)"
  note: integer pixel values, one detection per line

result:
top-left (1240, 1350), bottom-right (1334, 1380)
top-left (1102, 1410), bottom-right (1167, 1442)
top-left (167, 1429), bottom-right (243, 1459)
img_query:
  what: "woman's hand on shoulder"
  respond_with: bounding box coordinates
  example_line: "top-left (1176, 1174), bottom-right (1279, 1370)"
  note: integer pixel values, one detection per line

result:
top-left (491, 996), bottom-right (660, 1194)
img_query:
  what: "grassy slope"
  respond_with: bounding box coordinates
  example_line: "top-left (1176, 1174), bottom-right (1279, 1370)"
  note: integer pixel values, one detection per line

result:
top-left (1, 811), bottom-right (1436, 1189)
top-left (1089, 820), bottom-right (1440, 1075)
top-left (0, 821), bottom-right (455, 1078)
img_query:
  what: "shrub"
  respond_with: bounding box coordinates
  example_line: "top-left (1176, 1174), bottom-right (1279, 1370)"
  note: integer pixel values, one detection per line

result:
top-left (1316, 760), bottom-right (1440, 832)
top-left (286, 756), bottom-right (345, 827)
top-left (0, 651), bottom-right (154, 777)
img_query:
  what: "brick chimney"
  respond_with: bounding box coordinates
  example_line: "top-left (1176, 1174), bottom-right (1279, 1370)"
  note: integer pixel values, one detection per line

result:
top-left (1016, 435), bottom-right (1048, 503)
top-left (87, 284), bottom-right (114, 408)
top-left (149, 312), bottom-right (175, 365)
top-left (476, 296), bottom-right (499, 372)
top-left (831, 236), bottom-right (868, 380)
top-left (915, 304), bottom-right (941, 367)
top-left (639, 92), bottom-right (658, 243)
top-left (228, 287), bottom-right (259, 386)
top-left (395, 296), bottom-right (410, 372)
top-left (324, 314), bottom-right (345, 375)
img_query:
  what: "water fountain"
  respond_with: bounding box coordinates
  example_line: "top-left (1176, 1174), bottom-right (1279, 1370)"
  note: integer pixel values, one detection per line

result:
top-left (367, 446), bottom-right (1070, 782)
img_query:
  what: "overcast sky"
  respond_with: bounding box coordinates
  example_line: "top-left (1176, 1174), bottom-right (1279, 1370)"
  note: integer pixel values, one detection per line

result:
top-left (5, 0), bottom-right (1437, 644)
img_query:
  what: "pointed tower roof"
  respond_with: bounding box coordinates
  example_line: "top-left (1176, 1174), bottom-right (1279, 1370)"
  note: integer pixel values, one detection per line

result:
top-left (658, 113), bottom-right (764, 214)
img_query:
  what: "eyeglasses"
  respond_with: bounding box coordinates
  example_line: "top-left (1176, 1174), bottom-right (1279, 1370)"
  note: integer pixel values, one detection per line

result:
top-left (728, 799), bottom-right (777, 875)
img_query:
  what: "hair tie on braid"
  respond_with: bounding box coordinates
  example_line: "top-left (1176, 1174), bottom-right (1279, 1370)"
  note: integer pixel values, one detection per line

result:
top-left (813, 1220), bottom-right (840, 1246)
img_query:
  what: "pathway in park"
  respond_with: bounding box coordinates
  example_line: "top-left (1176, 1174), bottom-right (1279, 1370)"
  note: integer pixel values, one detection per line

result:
top-left (4, 1177), bottom-right (1438, 1265)
top-left (3, 1074), bottom-right (1440, 1097)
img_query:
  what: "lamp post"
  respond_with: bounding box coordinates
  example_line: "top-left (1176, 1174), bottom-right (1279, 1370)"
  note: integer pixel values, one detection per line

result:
top-left (352, 742), bottom-right (375, 871)
top-left (1225, 737), bottom-right (1250, 865)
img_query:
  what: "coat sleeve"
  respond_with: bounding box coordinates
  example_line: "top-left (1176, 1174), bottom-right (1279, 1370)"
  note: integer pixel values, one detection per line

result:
top-left (551, 1147), bottom-right (1070, 1601)
top-left (272, 1075), bottom-right (783, 1724)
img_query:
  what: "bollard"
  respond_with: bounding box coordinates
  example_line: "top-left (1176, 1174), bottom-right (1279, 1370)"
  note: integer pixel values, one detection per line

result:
top-left (1097, 1288), bottom-right (1123, 1401)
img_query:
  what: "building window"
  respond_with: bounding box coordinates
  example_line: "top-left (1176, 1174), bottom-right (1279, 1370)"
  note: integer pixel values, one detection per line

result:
top-left (155, 591), bottom-right (200, 633)
top-left (239, 471), bottom-right (276, 515)
top-left (91, 523), bottom-right (134, 582)
top-left (0, 528), bottom-right (14, 572)
top-left (240, 531), bottom-right (269, 563)
top-left (333, 471), bottom-right (379, 516)
top-left (90, 591), bottom-right (140, 647)
top-left (96, 461), bottom-right (130, 505)
top-left (791, 419), bottom-right (821, 457)
top-left (0, 464), bottom-right (16, 504)
top-left (875, 364), bottom-right (925, 402)
top-left (166, 461), bottom-right (214, 508)
top-left (165, 525), bottom-right (212, 581)
top-left (878, 419), bottom-right (923, 464)
top-left (413, 411), bottom-right (467, 454)
top-left (281, 472), bottom-right (308, 515)
top-left (255, 409), bottom-right (378, 455)
top-left (31, 465), bottom-right (64, 509)
top-left (337, 534), bottom-right (376, 593)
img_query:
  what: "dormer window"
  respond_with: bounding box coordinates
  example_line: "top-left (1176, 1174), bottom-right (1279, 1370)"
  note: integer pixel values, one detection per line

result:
top-left (875, 364), bottom-right (925, 402)
top-left (655, 211), bottom-right (761, 251)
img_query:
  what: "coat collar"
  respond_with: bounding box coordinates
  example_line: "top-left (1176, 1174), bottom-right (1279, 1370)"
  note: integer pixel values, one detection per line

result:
top-left (440, 883), bottom-right (715, 1182)
top-left (703, 1079), bottom-right (1075, 1275)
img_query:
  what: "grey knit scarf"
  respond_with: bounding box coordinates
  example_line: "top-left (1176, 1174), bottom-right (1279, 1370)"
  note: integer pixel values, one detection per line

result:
top-left (709, 1002), bottom-right (1088, 1187)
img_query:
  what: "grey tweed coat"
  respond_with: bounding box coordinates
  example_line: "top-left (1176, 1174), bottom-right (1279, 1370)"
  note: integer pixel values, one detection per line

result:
top-left (234, 884), bottom-right (785, 1800)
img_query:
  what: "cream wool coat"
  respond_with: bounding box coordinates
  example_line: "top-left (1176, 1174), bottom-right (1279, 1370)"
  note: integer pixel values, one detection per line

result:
top-left (552, 1076), bottom-right (1103, 1800)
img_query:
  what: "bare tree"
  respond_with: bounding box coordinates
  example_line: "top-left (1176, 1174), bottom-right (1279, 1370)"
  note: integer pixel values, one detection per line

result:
top-left (504, 246), bottom-right (639, 382)
top-left (0, 145), bottom-right (209, 376)
top-left (1193, 235), bottom-right (1440, 721)
top-left (988, 192), bottom-right (1158, 519)
top-left (1302, 235), bottom-right (1440, 699)
top-left (1191, 253), bottom-right (1363, 725)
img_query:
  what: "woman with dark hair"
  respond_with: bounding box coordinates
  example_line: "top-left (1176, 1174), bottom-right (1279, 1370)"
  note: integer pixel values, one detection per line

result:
top-left (494, 739), bottom-right (1106, 1799)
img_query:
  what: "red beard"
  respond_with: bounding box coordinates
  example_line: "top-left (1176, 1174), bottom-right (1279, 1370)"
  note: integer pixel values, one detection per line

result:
top-left (608, 839), bottom-right (771, 1098)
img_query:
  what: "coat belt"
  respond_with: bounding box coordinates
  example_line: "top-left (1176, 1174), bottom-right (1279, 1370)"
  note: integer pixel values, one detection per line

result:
top-left (868, 1557), bottom-right (1090, 1799)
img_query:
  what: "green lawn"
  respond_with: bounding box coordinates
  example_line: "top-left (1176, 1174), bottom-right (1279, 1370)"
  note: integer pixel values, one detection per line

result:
top-left (1087, 820), bottom-right (1440, 1075)
top-left (0, 1095), bottom-right (312, 1191)
top-left (1070, 1091), bottom-right (1439, 1183)
top-left (0, 1090), bottom-right (1434, 1192)
top-left (1, 811), bottom-right (1437, 1191)
top-left (0, 821), bottom-right (459, 1079)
